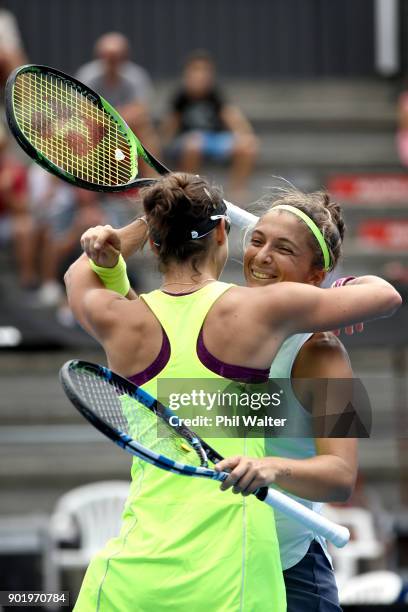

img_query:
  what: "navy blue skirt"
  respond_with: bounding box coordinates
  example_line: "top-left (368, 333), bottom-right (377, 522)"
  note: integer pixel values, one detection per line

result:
top-left (283, 540), bottom-right (342, 611)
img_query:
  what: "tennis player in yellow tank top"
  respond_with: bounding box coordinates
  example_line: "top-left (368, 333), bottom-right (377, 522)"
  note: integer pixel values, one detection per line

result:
top-left (65, 173), bottom-right (401, 611)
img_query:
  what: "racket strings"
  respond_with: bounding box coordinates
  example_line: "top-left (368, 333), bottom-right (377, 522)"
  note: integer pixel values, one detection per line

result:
top-left (38, 74), bottom-right (132, 184)
top-left (71, 369), bottom-right (203, 467)
top-left (14, 72), bottom-right (135, 186)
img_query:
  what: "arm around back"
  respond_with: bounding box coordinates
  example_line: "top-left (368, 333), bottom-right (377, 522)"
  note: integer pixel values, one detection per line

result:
top-left (253, 276), bottom-right (402, 337)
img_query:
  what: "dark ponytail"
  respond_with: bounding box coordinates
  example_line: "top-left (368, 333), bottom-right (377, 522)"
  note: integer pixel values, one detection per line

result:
top-left (142, 173), bottom-right (224, 271)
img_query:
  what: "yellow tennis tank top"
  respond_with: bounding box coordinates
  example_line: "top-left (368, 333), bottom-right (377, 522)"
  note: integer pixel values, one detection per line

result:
top-left (74, 282), bottom-right (286, 612)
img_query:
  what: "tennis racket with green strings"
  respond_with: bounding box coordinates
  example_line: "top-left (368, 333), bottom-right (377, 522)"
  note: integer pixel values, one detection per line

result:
top-left (5, 64), bottom-right (169, 192)
top-left (5, 64), bottom-right (257, 227)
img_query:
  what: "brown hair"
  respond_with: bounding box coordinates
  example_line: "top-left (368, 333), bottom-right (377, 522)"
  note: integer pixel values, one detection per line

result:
top-left (142, 173), bottom-right (224, 271)
top-left (183, 49), bottom-right (214, 69)
top-left (259, 187), bottom-right (345, 271)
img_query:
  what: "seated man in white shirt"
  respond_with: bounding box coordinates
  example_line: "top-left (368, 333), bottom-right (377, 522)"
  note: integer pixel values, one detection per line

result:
top-left (76, 31), bottom-right (160, 172)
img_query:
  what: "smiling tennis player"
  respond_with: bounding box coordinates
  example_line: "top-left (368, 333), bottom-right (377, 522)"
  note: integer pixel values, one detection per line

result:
top-left (216, 188), bottom-right (363, 611)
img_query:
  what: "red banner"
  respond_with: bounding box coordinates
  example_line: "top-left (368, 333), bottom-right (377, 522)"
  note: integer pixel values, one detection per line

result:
top-left (327, 175), bottom-right (408, 204)
top-left (358, 220), bottom-right (408, 249)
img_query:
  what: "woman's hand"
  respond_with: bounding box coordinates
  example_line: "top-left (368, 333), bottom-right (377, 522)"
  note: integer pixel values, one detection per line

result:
top-left (332, 322), bottom-right (364, 336)
top-left (81, 224), bottom-right (122, 268)
top-left (214, 456), bottom-right (287, 496)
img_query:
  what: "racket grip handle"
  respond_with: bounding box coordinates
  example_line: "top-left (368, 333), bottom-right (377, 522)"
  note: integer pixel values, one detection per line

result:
top-left (257, 487), bottom-right (350, 548)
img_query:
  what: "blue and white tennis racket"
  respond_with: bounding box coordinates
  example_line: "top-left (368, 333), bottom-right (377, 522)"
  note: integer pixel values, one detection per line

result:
top-left (60, 359), bottom-right (350, 547)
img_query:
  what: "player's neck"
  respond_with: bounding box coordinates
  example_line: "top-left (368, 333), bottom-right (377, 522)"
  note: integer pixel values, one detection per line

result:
top-left (162, 263), bottom-right (218, 290)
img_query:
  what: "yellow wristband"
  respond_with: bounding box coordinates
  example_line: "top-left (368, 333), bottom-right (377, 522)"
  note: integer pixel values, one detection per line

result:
top-left (89, 253), bottom-right (130, 296)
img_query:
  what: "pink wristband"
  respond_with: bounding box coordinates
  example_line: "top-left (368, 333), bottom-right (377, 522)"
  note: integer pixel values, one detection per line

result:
top-left (331, 276), bottom-right (356, 288)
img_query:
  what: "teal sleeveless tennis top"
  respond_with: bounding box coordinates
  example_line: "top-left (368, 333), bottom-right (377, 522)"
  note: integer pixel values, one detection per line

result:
top-left (75, 282), bottom-right (286, 612)
top-left (267, 333), bottom-right (331, 571)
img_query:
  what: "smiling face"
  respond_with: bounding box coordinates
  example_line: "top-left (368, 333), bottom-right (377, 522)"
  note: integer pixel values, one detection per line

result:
top-left (243, 209), bottom-right (326, 287)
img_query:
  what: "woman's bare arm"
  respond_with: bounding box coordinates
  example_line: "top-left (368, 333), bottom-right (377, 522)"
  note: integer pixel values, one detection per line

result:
top-left (216, 335), bottom-right (358, 502)
top-left (253, 277), bottom-right (402, 337)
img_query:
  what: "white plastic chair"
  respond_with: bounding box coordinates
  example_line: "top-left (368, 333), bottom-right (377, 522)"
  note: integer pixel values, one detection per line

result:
top-left (322, 506), bottom-right (384, 588)
top-left (45, 481), bottom-right (130, 593)
top-left (339, 570), bottom-right (402, 604)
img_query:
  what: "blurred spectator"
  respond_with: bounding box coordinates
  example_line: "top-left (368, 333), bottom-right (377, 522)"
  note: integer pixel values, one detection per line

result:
top-left (0, 124), bottom-right (36, 289)
top-left (54, 190), bottom-right (109, 326)
top-left (396, 85), bottom-right (408, 167)
top-left (27, 165), bottom-right (76, 306)
top-left (27, 165), bottom-right (108, 308)
top-left (383, 261), bottom-right (408, 286)
top-left (161, 49), bottom-right (258, 201)
top-left (0, 1), bottom-right (26, 90)
top-left (76, 31), bottom-right (160, 175)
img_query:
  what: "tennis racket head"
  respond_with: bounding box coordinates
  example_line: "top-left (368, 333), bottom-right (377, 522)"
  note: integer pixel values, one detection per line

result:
top-left (59, 359), bottom-right (224, 479)
top-left (5, 64), bottom-right (168, 192)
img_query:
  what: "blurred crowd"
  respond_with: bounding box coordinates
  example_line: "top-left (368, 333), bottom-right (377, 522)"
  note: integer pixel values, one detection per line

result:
top-left (0, 13), bottom-right (259, 325)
